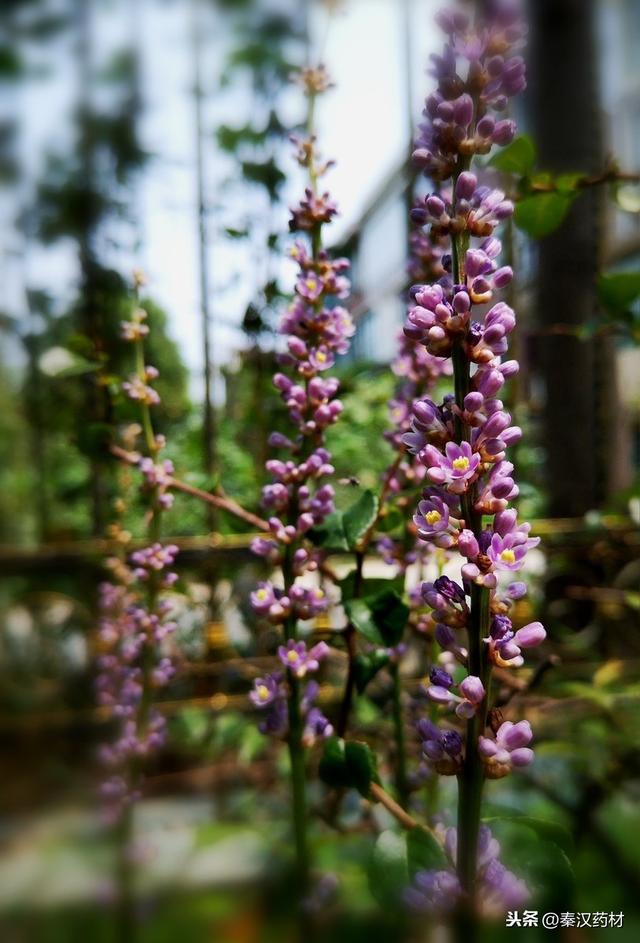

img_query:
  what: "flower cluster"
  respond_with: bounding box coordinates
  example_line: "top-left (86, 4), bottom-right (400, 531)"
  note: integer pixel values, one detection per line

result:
top-left (96, 536), bottom-right (178, 821)
top-left (403, 0), bottom-right (543, 799)
top-left (413, 0), bottom-right (527, 181)
top-left (408, 211), bottom-right (448, 285)
top-left (479, 719), bottom-right (534, 778)
top-left (405, 825), bottom-right (530, 916)
top-left (249, 643), bottom-right (333, 747)
top-left (425, 667), bottom-right (486, 719)
top-left (375, 333), bottom-right (450, 575)
top-left (139, 456), bottom-right (174, 510)
top-left (96, 296), bottom-right (178, 823)
top-left (248, 68), bottom-right (351, 768)
top-left (250, 69), bottom-right (351, 638)
top-left (122, 366), bottom-right (160, 407)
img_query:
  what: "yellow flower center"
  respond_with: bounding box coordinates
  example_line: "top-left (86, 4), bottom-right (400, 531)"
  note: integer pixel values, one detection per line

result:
top-left (316, 351), bottom-right (327, 363)
top-left (256, 589), bottom-right (268, 601)
top-left (500, 549), bottom-right (516, 564)
top-left (425, 510), bottom-right (442, 526)
top-left (257, 684), bottom-right (270, 701)
top-left (306, 278), bottom-right (317, 290)
top-left (287, 650), bottom-right (299, 663)
top-left (452, 456), bottom-right (470, 471)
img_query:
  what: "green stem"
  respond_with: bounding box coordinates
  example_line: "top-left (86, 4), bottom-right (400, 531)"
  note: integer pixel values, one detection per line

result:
top-left (336, 550), bottom-right (363, 737)
top-left (134, 340), bottom-right (157, 457)
top-left (456, 583), bottom-right (490, 899)
top-left (116, 802), bottom-right (136, 943)
top-left (390, 661), bottom-right (408, 806)
top-left (287, 674), bottom-right (310, 896)
top-left (450, 230), bottom-right (492, 904)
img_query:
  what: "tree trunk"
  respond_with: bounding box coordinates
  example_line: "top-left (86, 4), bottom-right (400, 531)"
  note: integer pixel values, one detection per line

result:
top-left (530, 0), bottom-right (623, 516)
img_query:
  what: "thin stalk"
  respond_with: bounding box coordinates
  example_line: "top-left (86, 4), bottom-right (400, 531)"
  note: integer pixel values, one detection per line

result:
top-left (450, 230), bottom-right (492, 904)
top-left (390, 660), bottom-right (408, 806)
top-left (287, 675), bottom-right (310, 896)
top-left (109, 444), bottom-right (269, 531)
top-left (113, 304), bottom-right (164, 939)
top-left (336, 550), bottom-right (363, 737)
top-left (190, 0), bottom-right (217, 518)
top-left (276, 81), bottom-right (323, 906)
top-left (456, 584), bottom-right (490, 897)
top-left (115, 803), bottom-right (135, 943)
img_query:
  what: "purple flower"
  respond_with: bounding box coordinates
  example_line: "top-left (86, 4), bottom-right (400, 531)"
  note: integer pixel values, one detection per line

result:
top-left (486, 528), bottom-right (540, 572)
top-left (426, 673), bottom-right (486, 718)
top-left (302, 707), bottom-right (334, 746)
top-left (405, 823), bottom-right (530, 916)
top-left (249, 674), bottom-right (281, 709)
top-left (405, 869), bottom-right (461, 913)
top-left (250, 582), bottom-right (277, 615)
top-left (423, 441), bottom-right (480, 492)
top-left (430, 666), bottom-right (454, 689)
top-left (479, 720), bottom-right (534, 777)
top-left (485, 619), bottom-right (546, 668)
top-left (277, 639), bottom-right (330, 678)
top-left (414, 493), bottom-right (457, 545)
top-left (417, 718), bottom-right (463, 772)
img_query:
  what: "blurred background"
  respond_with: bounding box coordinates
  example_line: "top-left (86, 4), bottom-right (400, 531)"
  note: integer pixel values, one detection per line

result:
top-left (0, 0), bottom-right (639, 940)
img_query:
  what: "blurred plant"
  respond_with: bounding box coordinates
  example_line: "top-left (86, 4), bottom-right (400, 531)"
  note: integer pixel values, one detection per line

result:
top-left (19, 0), bottom-right (148, 535)
top-left (96, 274), bottom-right (179, 935)
top-left (215, 2), bottom-right (308, 477)
top-left (246, 61), bottom-right (353, 904)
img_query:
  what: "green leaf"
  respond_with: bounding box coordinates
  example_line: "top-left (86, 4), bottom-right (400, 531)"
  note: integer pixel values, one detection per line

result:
top-left (38, 346), bottom-right (100, 378)
top-left (224, 227), bottom-right (249, 239)
top-left (318, 737), bottom-right (379, 797)
top-left (308, 511), bottom-right (349, 552)
top-left (377, 506), bottom-right (404, 533)
top-left (489, 819), bottom-right (575, 912)
top-left (343, 489), bottom-right (379, 550)
top-left (368, 590), bottom-right (410, 647)
top-left (555, 172), bottom-right (583, 194)
top-left (344, 740), bottom-right (379, 797)
top-left (407, 826), bottom-right (447, 877)
top-left (241, 157), bottom-right (286, 202)
top-left (484, 815), bottom-right (574, 857)
top-left (368, 830), bottom-right (409, 909)
top-left (597, 271), bottom-right (640, 312)
top-left (0, 45), bottom-right (23, 81)
top-left (318, 736), bottom-right (349, 790)
top-left (489, 134), bottom-right (536, 175)
top-left (346, 589), bottom-right (410, 647)
top-left (514, 192), bottom-right (576, 237)
top-left (339, 570), bottom-right (404, 603)
top-left (76, 422), bottom-right (112, 459)
top-left (344, 598), bottom-right (384, 645)
top-left (353, 650), bottom-right (390, 694)
top-left (625, 591), bottom-right (640, 611)
top-left (530, 171), bottom-right (553, 188)
top-left (170, 707), bottom-right (210, 745)
top-left (575, 319), bottom-right (602, 340)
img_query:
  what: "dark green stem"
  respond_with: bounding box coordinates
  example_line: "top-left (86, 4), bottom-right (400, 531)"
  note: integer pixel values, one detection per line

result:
top-left (287, 674), bottom-right (310, 897)
top-left (336, 550), bottom-right (363, 737)
top-left (390, 661), bottom-right (409, 806)
top-left (456, 583), bottom-right (490, 899)
top-left (450, 229), bottom-right (492, 904)
top-left (115, 799), bottom-right (135, 942)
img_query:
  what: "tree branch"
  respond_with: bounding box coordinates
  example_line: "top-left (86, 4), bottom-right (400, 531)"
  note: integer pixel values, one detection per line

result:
top-left (109, 443), bottom-right (270, 532)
